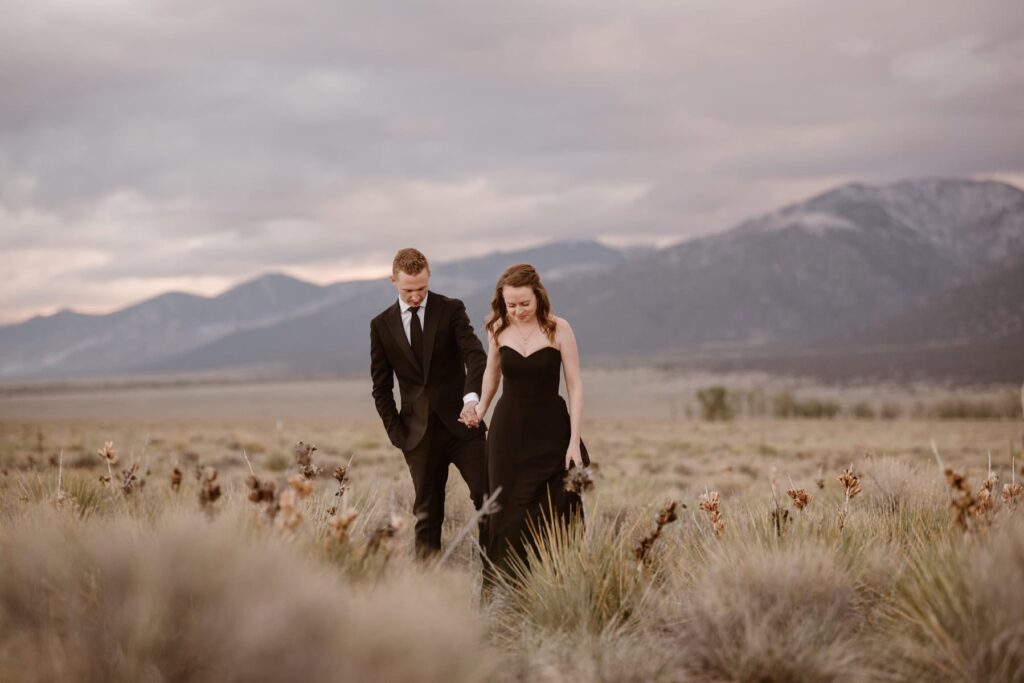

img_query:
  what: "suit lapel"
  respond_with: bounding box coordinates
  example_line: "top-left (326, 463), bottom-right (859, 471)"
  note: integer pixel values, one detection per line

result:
top-left (422, 293), bottom-right (441, 379)
top-left (384, 302), bottom-right (420, 371)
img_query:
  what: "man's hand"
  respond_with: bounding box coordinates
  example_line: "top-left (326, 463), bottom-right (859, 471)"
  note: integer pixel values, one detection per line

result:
top-left (459, 401), bottom-right (481, 428)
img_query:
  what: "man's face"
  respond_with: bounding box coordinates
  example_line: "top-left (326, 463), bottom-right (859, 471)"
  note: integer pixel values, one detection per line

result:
top-left (390, 268), bottom-right (430, 307)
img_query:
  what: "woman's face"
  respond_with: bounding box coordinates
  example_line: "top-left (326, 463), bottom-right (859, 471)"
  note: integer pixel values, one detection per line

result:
top-left (502, 285), bottom-right (537, 323)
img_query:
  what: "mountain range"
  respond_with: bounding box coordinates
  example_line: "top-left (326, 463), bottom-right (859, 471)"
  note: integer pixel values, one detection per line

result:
top-left (2, 178), bottom-right (1021, 383)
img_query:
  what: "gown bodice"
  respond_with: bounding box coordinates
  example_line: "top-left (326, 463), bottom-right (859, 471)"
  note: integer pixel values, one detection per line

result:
top-left (498, 346), bottom-right (561, 400)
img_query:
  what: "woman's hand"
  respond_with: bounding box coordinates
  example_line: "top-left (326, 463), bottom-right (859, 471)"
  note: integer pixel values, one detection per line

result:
top-left (474, 402), bottom-right (486, 421)
top-left (458, 401), bottom-right (480, 427)
top-left (564, 442), bottom-right (583, 470)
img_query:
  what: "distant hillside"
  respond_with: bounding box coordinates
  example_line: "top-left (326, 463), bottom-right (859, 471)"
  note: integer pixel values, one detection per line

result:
top-left (1, 178), bottom-right (1021, 383)
top-left (832, 256), bottom-right (1024, 347)
top-left (692, 335), bottom-right (1024, 385)
top-left (0, 241), bottom-right (624, 379)
top-left (0, 274), bottom-right (340, 378)
top-left (758, 256), bottom-right (1024, 383)
top-left (555, 178), bottom-right (1024, 356)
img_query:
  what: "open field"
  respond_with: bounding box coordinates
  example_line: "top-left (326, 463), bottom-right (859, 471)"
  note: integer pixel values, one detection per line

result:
top-left (1, 372), bottom-right (1023, 682)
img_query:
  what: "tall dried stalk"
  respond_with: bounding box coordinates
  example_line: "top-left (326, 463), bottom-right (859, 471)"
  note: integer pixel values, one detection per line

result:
top-left (198, 467), bottom-right (221, 514)
top-left (836, 465), bottom-right (860, 532)
top-left (635, 500), bottom-right (681, 566)
top-left (698, 488), bottom-right (725, 538)
top-left (1003, 454), bottom-right (1023, 511)
top-left (438, 487), bottom-right (502, 565)
top-left (97, 441), bottom-right (117, 485)
top-left (769, 468), bottom-right (789, 537)
top-left (52, 451), bottom-right (66, 509)
top-left (327, 456), bottom-right (354, 515)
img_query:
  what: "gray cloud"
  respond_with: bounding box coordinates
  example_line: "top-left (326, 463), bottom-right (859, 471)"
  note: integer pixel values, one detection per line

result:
top-left (1, 0), bottom-right (1023, 322)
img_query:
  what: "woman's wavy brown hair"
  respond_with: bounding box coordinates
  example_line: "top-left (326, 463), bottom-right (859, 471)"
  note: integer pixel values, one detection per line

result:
top-left (486, 263), bottom-right (557, 343)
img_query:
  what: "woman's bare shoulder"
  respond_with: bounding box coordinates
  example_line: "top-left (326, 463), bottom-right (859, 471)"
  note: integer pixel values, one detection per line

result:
top-left (552, 316), bottom-right (575, 342)
top-left (485, 317), bottom-right (503, 346)
top-left (553, 315), bottom-right (573, 330)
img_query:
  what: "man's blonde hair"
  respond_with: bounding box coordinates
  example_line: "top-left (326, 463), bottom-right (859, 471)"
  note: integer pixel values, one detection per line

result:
top-left (392, 248), bottom-right (430, 277)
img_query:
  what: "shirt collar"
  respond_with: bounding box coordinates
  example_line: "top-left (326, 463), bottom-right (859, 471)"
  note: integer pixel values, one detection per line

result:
top-left (399, 292), bottom-right (429, 313)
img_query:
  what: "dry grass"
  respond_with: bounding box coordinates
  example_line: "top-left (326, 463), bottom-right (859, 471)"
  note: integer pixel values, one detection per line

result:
top-left (0, 377), bottom-right (1022, 682)
top-left (0, 505), bottom-right (489, 683)
top-left (879, 518), bottom-right (1024, 682)
top-left (662, 540), bottom-right (872, 682)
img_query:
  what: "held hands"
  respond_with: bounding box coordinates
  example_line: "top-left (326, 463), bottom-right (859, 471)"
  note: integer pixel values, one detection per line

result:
top-left (564, 442), bottom-right (583, 470)
top-left (459, 401), bottom-right (483, 428)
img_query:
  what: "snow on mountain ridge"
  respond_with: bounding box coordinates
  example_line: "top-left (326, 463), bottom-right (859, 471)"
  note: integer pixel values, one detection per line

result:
top-left (739, 178), bottom-right (1024, 263)
top-left (742, 209), bottom-right (857, 236)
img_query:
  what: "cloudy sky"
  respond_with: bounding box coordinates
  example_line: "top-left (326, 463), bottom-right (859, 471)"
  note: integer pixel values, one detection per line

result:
top-left (2, 0), bottom-right (1023, 324)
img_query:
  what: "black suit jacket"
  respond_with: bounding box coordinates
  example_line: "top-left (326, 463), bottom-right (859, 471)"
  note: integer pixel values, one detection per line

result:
top-left (370, 292), bottom-right (487, 451)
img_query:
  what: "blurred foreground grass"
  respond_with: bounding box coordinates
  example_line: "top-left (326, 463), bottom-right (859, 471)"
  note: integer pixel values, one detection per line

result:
top-left (1, 391), bottom-right (1023, 681)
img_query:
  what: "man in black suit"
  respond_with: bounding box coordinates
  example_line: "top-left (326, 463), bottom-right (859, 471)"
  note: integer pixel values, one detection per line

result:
top-left (370, 247), bottom-right (488, 559)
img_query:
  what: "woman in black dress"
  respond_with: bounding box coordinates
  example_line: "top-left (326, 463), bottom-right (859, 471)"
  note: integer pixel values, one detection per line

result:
top-left (473, 263), bottom-right (589, 580)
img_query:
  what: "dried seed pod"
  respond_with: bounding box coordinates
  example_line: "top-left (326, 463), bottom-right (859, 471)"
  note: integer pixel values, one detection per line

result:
top-left (366, 513), bottom-right (404, 555)
top-left (975, 487), bottom-right (995, 519)
top-left (1001, 482), bottom-right (1023, 510)
top-left (293, 441), bottom-right (322, 478)
top-left (698, 491), bottom-right (725, 538)
top-left (274, 489), bottom-right (303, 532)
top-left (943, 468), bottom-right (979, 532)
top-left (838, 467), bottom-right (861, 500)
top-left (246, 475), bottom-right (275, 503)
top-left (198, 467), bottom-right (221, 511)
top-left (119, 463), bottom-right (140, 495)
top-left (97, 441), bottom-right (118, 466)
top-left (944, 468), bottom-right (968, 492)
top-left (564, 465), bottom-right (596, 494)
top-left (635, 500), bottom-right (681, 564)
top-left (287, 473), bottom-right (314, 498)
top-left (326, 508), bottom-right (359, 543)
top-left (787, 488), bottom-right (811, 511)
top-left (293, 441), bottom-right (317, 466)
top-left (333, 464), bottom-right (351, 497)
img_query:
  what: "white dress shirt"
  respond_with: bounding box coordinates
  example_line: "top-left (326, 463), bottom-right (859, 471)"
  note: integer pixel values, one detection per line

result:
top-left (398, 295), bottom-right (479, 406)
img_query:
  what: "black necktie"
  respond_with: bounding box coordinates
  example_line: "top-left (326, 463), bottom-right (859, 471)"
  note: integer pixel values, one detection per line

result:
top-left (408, 306), bottom-right (424, 369)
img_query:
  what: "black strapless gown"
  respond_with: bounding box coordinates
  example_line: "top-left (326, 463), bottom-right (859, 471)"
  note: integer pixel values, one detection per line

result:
top-left (486, 345), bottom-right (589, 578)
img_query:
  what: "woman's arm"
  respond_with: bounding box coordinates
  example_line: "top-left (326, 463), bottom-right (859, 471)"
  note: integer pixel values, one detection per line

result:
top-left (558, 317), bottom-right (584, 468)
top-left (476, 327), bottom-right (502, 419)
